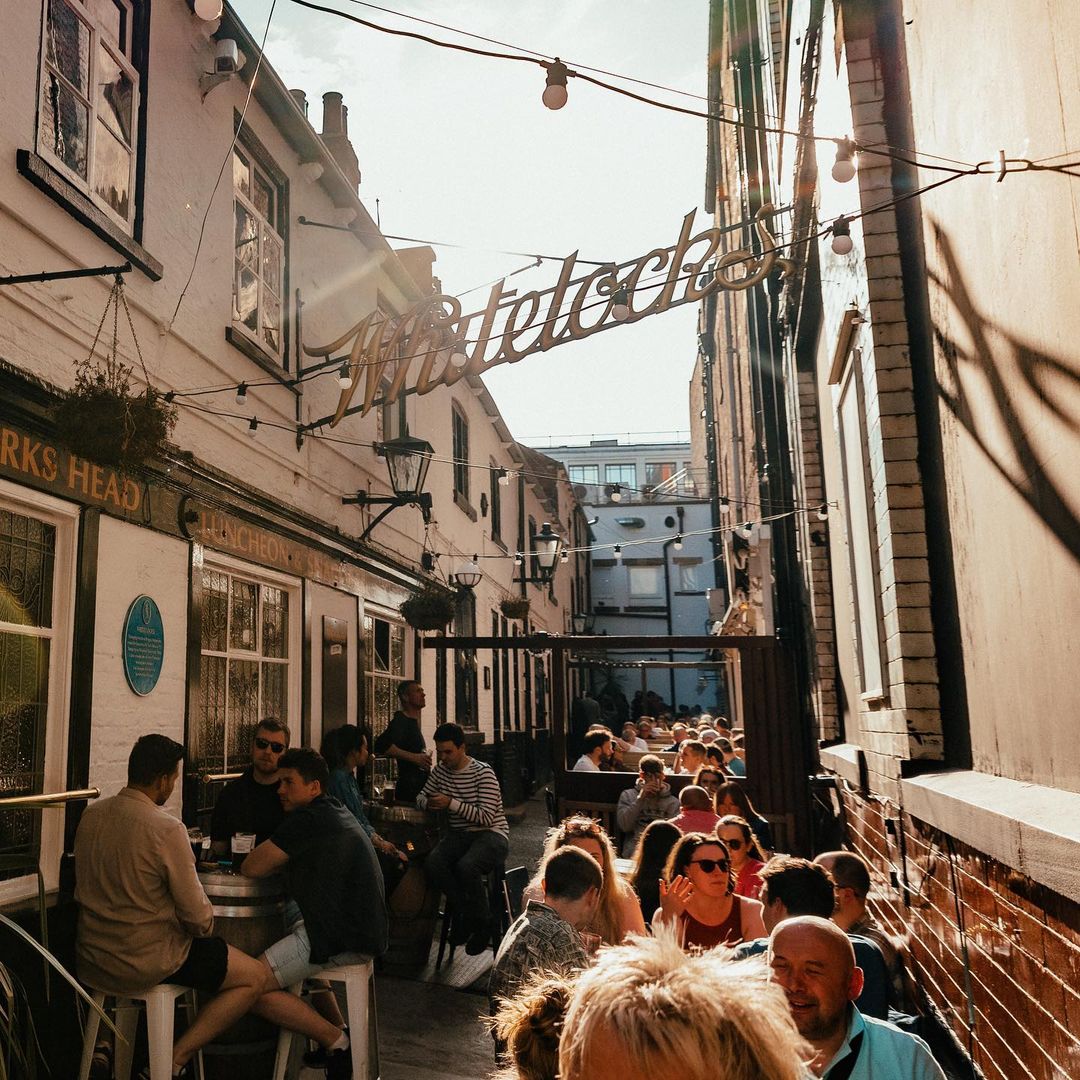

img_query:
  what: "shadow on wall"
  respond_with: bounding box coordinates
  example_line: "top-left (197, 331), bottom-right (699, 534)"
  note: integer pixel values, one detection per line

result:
top-left (928, 223), bottom-right (1080, 565)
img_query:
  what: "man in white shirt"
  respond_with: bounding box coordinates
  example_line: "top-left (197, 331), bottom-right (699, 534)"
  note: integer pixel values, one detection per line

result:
top-left (621, 723), bottom-right (649, 751)
top-left (572, 730), bottom-right (613, 771)
top-left (767, 916), bottom-right (945, 1079)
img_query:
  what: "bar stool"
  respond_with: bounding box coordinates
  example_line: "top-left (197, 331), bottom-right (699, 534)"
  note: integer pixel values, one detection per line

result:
top-left (435, 863), bottom-right (507, 970)
top-left (272, 959), bottom-right (376, 1080)
top-left (77, 983), bottom-right (203, 1080)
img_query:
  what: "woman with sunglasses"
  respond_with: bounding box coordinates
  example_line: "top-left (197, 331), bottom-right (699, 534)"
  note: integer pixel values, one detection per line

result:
top-left (653, 833), bottom-right (766, 950)
top-left (526, 816), bottom-right (646, 944)
top-left (715, 814), bottom-right (767, 899)
top-left (714, 781), bottom-right (774, 854)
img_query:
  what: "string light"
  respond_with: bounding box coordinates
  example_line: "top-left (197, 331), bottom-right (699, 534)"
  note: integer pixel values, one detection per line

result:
top-left (816, 504), bottom-right (829, 521)
top-left (450, 339), bottom-right (469, 368)
top-left (337, 361), bottom-right (353, 389)
top-left (247, 417), bottom-right (259, 437)
top-left (613, 544), bottom-right (622, 560)
top-left (737, 522), bottom-right (754, 540)
top-left (514, 552), bottom-right (523, 566)
top-left (497, 467), bottom-right (511, 487)
top-left (193, 0), bottom-right (223, 20)
top-left (831, 216), bottom-right (853, 255)
top-left (832, 137), bottom-right (857, 183)
top-left (235, 383), bottom-right (248, 405)
top-left (719, 496), bottom-right (731, 515)
top-left (542, 58), bottom-right (570, 110)
top-left (560, 549), bottom-right (569, 563)
top-left (674, 534), bottom-right (684, 551)
top-left (610, 484), bottom-right (623, 504)
top-left (611, 285), bottom-right (630, 322)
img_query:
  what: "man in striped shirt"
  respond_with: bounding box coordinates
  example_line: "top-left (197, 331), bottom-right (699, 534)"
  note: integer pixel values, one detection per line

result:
top-left (417, 722), bottom-right (510, 955)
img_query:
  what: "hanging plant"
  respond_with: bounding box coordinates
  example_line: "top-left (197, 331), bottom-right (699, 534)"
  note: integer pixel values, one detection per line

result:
top-left (400, 585), bottom-right (456, 631)
top-left (500, 596), bottom-right (531, 621)
top-left (53, 276), bottom-right (176, 471)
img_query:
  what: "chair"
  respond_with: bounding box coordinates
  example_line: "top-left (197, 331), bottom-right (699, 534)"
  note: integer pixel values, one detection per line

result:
top-left (544, 787), bottom-right (559, 827)
top-left (501, 865), bottom-right (529, 925)
top-left (78, 983), bottom-right (203, 1080)
top-left (272, 959), bottom-right (375, 1080)
top-left (435, 863), bottom-right (506, 970)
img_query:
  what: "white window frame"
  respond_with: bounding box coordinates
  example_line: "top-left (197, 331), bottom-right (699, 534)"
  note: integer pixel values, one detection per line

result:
top-left (232, 147), bottom-right (286, 363)
top-left (37, 0), bottom-right (140, 231)
top-left (568, 465), bottom-right (598, 485)
top-left (835, 351), bottom-right (887, 701)
top-left (0, 480), bottom-right (78, 904)
top-left (197, 553), bottom-right (302, 773)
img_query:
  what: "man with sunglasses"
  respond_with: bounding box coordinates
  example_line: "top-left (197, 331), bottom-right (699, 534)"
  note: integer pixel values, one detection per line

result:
top-left (211, 718), bottom-right (291, 856)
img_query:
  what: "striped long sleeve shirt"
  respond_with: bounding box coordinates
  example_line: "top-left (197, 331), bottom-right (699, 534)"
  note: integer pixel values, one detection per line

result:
top-left (416, 757), bottom-right (509, 837)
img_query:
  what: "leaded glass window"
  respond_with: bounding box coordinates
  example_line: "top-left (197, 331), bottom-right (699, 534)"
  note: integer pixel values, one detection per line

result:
top-left (362, 613), bottom-right (405, 793)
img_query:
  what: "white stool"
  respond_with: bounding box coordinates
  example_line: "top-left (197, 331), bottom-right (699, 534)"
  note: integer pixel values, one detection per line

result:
top-left (78, 982), bottom-right (203, 1080)
top-left (272, 960), bottom-right (375, 1080)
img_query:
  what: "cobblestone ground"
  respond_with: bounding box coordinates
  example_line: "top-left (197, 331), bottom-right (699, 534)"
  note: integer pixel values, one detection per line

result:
top-left (370, 788), bottom-right (551, 1080)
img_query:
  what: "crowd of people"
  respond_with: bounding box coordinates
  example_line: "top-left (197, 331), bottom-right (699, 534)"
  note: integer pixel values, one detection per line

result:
top-left (488, 714), bottom-right (948, 1080)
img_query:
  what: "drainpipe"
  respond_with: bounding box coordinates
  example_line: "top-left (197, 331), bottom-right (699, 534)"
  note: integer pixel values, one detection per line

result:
top-left (662, 505), bottom-right (685, 707)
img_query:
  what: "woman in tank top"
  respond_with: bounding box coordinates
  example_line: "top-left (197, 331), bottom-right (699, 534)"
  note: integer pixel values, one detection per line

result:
top-left (652, 833), bottom-right (766, 950)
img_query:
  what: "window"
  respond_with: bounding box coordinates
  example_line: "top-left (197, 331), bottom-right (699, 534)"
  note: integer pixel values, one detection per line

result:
top-left (38, 0), bottom-right (140, 228)
top-left (452, 406), bottom-right (470, 504)
top-left (489, 460), bottom-right (502, 542)
top-left (194, 566), bottom-right (295, 785)
top-left (362, 613), bottom-right (405, 744)
top-left (677, 561), bottom-right (704, 592)
top-left (645, 462), bottom-right (676, 488)
top-left (605, 464), bottom-right (636, 487)
top-left (0, 487), bottom-right (77, 899)
top-left (569, 465), bottom-right (598, 485)
top-left (628, 565), bottom-right (664, 598)
top-left (682, 463), bottom-right (698, 495)
top-left (233, 146), bottom-right (285, 362)
top-left (379, 387), bottom-right (406, 443)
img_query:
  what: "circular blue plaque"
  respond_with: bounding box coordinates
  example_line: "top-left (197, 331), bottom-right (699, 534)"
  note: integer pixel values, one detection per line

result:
top-left (122, 594), bottom-right (165, 696)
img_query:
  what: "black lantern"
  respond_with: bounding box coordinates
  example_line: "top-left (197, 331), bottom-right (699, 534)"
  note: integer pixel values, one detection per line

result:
top-left (534, 522), bottom-right (563, 583)
top-left (571, 612), bottom-right (595, 635)
top-left (342, 432), bottom-right (434, 540)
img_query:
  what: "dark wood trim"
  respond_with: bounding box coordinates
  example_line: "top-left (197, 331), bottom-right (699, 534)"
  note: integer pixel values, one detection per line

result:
top-left (224, 327), bottom-right (298, 393)
top-left (63, 507), bottom-right (100, 853)
top-left (452, 489), bottom-right (477, 521)
top-left (16, 150), bottom-right (163, 280)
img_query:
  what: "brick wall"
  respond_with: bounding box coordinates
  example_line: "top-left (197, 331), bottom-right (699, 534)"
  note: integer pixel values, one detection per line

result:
top-left (838, 784), bottom-right (1080, 1080)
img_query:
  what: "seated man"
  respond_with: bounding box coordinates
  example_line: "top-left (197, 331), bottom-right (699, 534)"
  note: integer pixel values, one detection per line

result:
top-left (676, 738), bottom-right (708, 776)
top-left (489, 847), bottom-right (601, 1014)
top-left (669, 785), bottom-right (721, 835)
top-left (242, 747), bottom-right (389, 1080)
top-left (734, 856), bottom-right (891, 1019)
top-left (74, 735), bottom-right (266, 1079)
top-left (717, 736), bottom-right (746, 777)
top-left (210, 716), bottom-right (290, 855)
top-left (572, 729), bottom-right (614, 772)
top-left (621, 723), bottom-right (649, 751)
top-left (815, 850), bottom-right (905, 1008)
top-left (767, 916), bottom-right (945, 1079)
top-left (615, 755), bottom-right (679, 856)
top-left (663, 722), bottom-right (689, 752)
top-left (417, 722), bottom-right (510, 954)
top-left (559, 929), bottom-right (811, 1080)
top-left (637, 717), bottom-right (656, 740)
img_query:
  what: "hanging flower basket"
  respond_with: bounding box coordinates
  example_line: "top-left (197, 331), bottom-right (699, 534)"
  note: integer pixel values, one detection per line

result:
top-left (500, 596), bottom-right (531, 620)
top-left (400, 586), bottom-right (456, 631)
top-left (53, 277), bottom-right (176, 471)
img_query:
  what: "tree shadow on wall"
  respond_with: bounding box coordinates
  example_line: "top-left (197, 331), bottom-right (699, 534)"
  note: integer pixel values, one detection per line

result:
top-left (928, 223), bottom-right (1080, 565)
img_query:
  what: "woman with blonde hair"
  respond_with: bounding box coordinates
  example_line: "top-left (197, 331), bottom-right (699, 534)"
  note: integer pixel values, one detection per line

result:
top-left (558, 929), bottom-right (811, 1080)
top-left (526, 816), bottom-right (646, 944)
top-left (490, 973), bottom-right (573, 1080)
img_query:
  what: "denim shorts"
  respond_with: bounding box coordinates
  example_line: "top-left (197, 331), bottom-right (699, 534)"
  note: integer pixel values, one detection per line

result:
top-left (263, 901), bottom-right (369, 988)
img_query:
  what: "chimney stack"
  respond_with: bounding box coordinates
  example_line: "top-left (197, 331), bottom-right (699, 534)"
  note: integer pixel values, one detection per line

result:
top-left (321, 91), bottom-right (360, 191)
top-left (289, 88), bottom-right (308, 116)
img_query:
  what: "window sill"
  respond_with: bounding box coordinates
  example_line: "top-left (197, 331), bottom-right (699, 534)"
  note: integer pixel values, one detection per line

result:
top-left (17, 150), bottom-right (163, 280)
top-left (453, 490), bottom-right (477, 521)
top-left (490, 534), bottom-right (507, 552)
top-left (225, 327), bottom-right (298, 394)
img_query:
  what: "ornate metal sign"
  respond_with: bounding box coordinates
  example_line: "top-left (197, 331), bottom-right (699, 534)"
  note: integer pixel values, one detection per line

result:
top-left (122, 594), bottom-right (164, 696)
top-left (305, 206), bottom-right (791, 426)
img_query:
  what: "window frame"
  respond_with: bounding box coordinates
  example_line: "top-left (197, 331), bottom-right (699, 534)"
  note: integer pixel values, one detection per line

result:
top-left (0, 480), bottom-right (78, 904)
top-left (644, 461), bottom-right (677, 488)
top-left (605, 463), bottom-right (637, 487)
top-left (568, 465), bottom-right (599, 485)
top-left (451, 403), bottom-right (470, 508)
top-left (489, 458), bottom-right (503, 545)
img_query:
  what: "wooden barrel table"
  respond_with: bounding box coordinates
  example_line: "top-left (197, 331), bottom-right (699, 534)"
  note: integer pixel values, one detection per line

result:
top-left (366, 804), bottom-right (441, 972)
top-left (198, 869), bottom-right (286, 1080)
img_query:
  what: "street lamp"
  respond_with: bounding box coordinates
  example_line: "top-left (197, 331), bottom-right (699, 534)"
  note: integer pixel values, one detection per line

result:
top-left (453, 556), bottom-right (483, 589)
top-left (342, 432), bottom-right (434, 540)
top-left (517, 522), bottom-right (564, 586)
top-left (571, 612), bottom-right (595, 635)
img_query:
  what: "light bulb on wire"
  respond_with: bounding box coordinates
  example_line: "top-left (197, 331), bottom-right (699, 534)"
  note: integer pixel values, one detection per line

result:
top-left (235, 382), bottom-right (248, 406)
top-left (497, 467), bottom-right (510, 487)
top-left (831, 137), bottom-right (857, 183)
top-left (613, 544), bottom-right (622, 561)
top-left (542, 58), bottom-right (569, 110)
top-left (610, 484), bottom-right (622, 504)
top-left (337, 361), bottom-right (353, 390)
top-left (247, 417), bottom-right (259, 437)
top-left (737, 522), bottom-right (754, 541)
top-left (193, 0), bottom-right (223, 19)
top-left (514, 552), bottom-right (523, 567)
top-left (831, 216), bottom-right (853, 255)
top-left (816, 504), bottom-right (829, 521)
top-left (560, 549), bottom-right (569, 564)
top-left (450, 339), bottom-right (469, 369)
top-left (719, 495), bottom-right (731, 515)
top-left (611, 284), bottom-right (630, 322)
top-left (674, 534), bottom-right (684, 551)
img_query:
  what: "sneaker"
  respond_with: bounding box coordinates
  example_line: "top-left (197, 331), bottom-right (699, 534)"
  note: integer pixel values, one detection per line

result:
top-left (326, 1046), bottom-right (353, 1080)
top-left (302, 1027), bottom-right (348, 1067)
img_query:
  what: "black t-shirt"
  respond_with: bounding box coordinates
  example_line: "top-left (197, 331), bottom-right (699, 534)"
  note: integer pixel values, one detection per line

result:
top-left (270, 795), bottom-right (388, 963)
top-left (210, 767), bottom-right (284, 844)
top-left (373, 710), bottom-right (427, 803)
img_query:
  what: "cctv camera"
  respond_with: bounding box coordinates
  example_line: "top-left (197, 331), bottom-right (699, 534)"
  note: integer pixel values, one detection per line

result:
top-left (214, 38), bottom-right (241, 74)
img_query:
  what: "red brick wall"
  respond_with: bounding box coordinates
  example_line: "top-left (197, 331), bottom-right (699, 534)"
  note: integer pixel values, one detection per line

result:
top-left (839, 786), bottom-right (1080, 1080)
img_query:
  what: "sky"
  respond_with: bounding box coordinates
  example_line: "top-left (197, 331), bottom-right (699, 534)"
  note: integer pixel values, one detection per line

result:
top-left (230, 0), bottom-right (710, 447)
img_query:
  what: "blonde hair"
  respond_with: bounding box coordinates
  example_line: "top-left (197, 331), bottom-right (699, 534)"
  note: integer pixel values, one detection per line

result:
top-left (558, 929), bottom-right (811, 1080)
top-left (490, 973), bottom-right (572, 1080)
top-left (532, 816), bottom-right (630, 945)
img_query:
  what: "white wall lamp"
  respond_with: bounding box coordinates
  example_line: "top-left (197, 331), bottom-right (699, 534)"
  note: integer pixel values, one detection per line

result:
top-left (200, 38), bottom-right (246, 99)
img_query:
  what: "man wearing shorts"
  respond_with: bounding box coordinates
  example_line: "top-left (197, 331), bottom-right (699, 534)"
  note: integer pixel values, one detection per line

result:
top-left (74, 735), bottom-right (266, 1079)
top-left (242, 747), bottom-right (389, 1079)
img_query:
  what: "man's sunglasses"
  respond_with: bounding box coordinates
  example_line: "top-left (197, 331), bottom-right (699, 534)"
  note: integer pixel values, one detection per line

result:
top-left (254, 736), bottom-right (286, 754)
top-left (688, 858), bottom-right (729, 874)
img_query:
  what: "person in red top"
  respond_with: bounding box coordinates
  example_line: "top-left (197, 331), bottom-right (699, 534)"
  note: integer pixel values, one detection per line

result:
top-left (652, 833), bottom-right (765, 950)
top-left (717, 814), bottom-right (767, 899)
top-left (669, 786), bottom-right (721, 834)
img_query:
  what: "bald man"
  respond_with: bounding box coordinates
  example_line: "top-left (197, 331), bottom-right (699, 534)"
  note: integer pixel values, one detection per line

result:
top-left (767, 917), bottom-right (945, 1079)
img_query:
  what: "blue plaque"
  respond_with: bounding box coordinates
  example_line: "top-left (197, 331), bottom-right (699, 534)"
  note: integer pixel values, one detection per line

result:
top-left (122, 594), bottom-right (164, 696)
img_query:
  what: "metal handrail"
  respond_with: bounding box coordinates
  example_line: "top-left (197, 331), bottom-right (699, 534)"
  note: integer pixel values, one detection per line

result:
top-left (0, 787), bottom-right (99, 809)
top-left (201, 772), bottom-right (242, 785)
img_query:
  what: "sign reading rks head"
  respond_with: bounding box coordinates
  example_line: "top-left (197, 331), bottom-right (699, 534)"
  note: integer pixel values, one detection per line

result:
top-left (305, 206), bottom-right (792, 427)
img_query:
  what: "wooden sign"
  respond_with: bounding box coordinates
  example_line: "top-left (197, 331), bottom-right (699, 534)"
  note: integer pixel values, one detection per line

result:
top-left (305, 206), bottom-right (791, 426)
